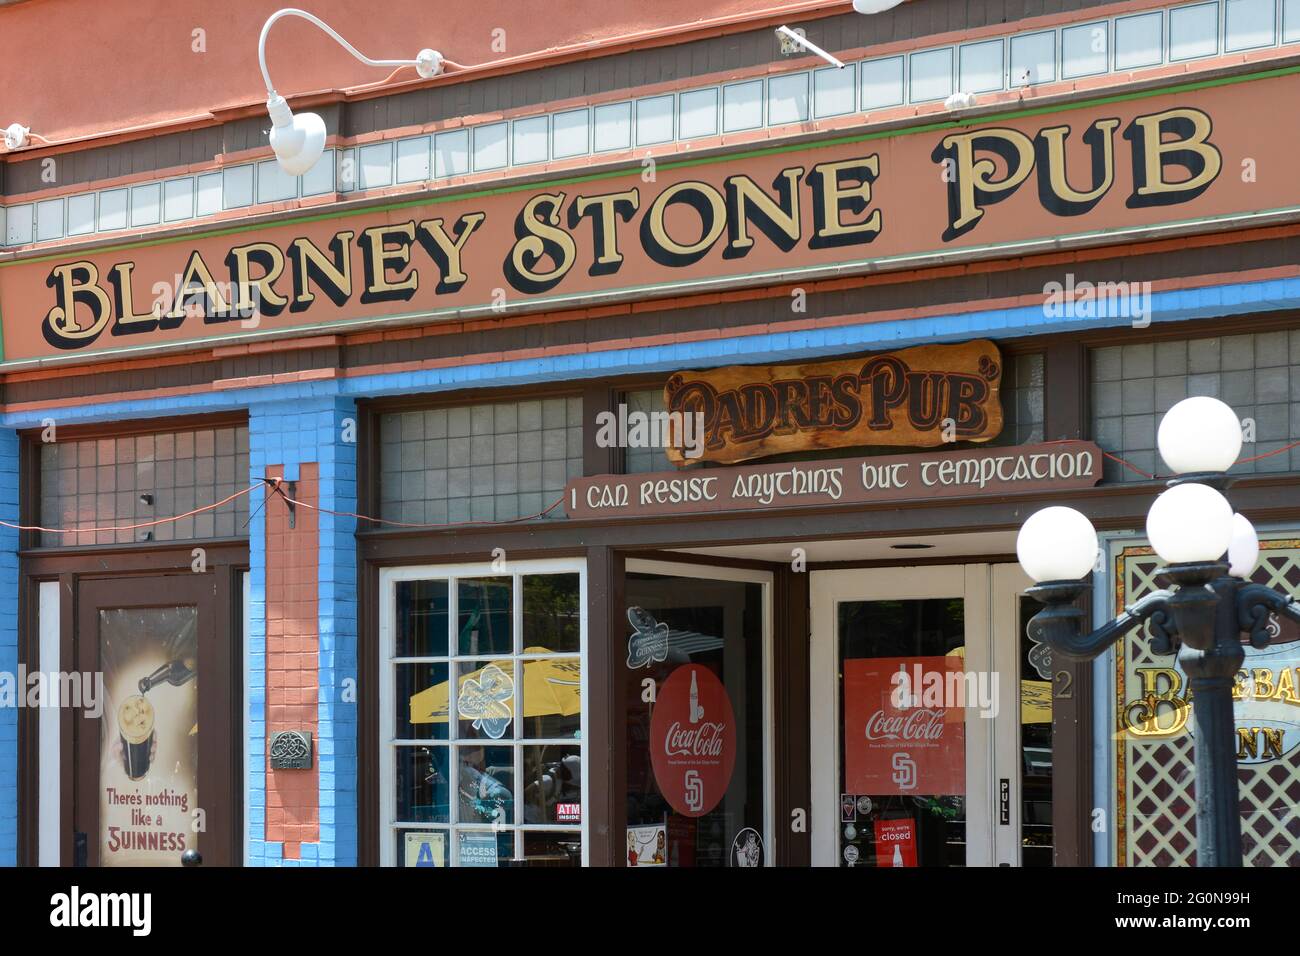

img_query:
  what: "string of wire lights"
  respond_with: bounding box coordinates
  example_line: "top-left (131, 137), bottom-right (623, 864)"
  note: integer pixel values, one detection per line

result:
top-left (3, 439), bottom-right (1298, 535)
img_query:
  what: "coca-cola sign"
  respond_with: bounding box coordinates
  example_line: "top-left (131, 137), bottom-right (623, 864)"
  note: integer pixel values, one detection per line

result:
top-left (843, 657), bottom-right (965, 796)
top-left (650, 665), bottom-right (737, 818)
top-left (864, 708), bottom-right (947, 742)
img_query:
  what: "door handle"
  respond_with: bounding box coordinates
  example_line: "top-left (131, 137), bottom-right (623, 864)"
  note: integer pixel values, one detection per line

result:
top-left (73, 832), bottom-right (88, 867)
top-left (181, 849), bottom-right (203, 867)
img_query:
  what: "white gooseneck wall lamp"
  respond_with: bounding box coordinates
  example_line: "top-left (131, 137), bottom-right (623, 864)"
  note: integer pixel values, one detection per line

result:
top-left (259, 8), bottom-right (445, 175)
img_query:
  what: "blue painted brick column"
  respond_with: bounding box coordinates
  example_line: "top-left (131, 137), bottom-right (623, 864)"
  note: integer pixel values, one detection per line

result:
top-left (0, 430), bottom-right (18, 866)
top-left (246, 396), bottom-right (358, 867)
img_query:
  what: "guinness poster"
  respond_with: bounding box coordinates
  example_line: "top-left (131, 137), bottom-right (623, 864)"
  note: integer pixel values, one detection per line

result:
top-left (99, 607), bottom-right (199, 867)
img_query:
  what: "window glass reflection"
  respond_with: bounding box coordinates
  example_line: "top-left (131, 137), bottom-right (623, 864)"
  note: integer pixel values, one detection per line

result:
top-left (458, 577), bottom-right (512, 655)
top-left (395, 745), bottom-right (450, 823)
top-left (522, 657), bottom-right (581, 738)
top-left (523, 744), bottom-right (582, 825)
top-left (522, 573), bottom-right (581, 652)
top-left (395, 579), bottom-right (449, 658)
top-left (395, 662), bottom-right (449, 740)
top-left (522, 831), bottom-right (582, 866)
top-left (458, 744), bottom-right (514, 826)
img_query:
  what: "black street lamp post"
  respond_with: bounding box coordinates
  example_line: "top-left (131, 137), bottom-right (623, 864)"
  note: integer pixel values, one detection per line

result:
top-left (1015, 397), bottom-right (1300, 867)
top-left (1026, 547), bottom-right (1300, 866)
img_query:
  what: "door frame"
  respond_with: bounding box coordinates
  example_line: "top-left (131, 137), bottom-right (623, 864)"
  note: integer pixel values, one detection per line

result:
top-left (626, 557), bottom-right (776, 865)
top-left (991, 562), bottom-right (1034, 867)
top-left (18, 541), bottom-right (247, 867)
top-left (809, 562), bottom-right (1030, 868)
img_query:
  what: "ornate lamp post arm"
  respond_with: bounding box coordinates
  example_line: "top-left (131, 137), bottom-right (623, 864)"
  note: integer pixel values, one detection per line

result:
top-left (1237, 584), bottom-right (1300, 647)
top-left (1025, 583), bottom-right (1176, 661)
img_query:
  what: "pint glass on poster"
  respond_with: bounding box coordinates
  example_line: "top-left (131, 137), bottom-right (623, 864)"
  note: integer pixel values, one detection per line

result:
top-left (117, 695), bottom-right (156, 780)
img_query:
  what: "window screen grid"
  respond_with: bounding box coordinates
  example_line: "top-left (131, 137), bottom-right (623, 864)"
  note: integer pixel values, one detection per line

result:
top-left (380, 397), bottom-right (582, 524)
top-left (37, 424), bottom-right (249, 546)
top-left (1090, 331), bottom-right (1300, 482)
top-left (991, 352), bottom-right (1046, 447)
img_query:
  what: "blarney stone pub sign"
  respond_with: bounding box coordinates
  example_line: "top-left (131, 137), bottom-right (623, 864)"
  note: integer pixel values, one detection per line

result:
top-left (3, 72), bottom-right (1298, 365)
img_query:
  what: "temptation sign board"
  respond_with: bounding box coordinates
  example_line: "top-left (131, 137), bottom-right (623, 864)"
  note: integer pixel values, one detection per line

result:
top-left (2, 71), bottom-right (1299, 365)
top-left (564, 440), bottom-right (1102, 518)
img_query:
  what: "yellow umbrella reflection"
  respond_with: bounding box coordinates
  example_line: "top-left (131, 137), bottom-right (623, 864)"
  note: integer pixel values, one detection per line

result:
top-left (1020, 680), bottom-right (1052, 725)
top-left (408, 650), bottom-right (581, 728)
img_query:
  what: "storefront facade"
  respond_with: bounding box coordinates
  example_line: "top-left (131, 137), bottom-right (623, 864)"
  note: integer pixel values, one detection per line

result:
top-left (4, 0), bottom-right (1300, 867)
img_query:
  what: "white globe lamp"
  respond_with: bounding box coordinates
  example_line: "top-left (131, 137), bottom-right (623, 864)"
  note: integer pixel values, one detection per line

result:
top-left (1016, 506), bottom-right (1099, 583)
top-left (266, 95), bottom-right (327, 176)
top-left (1146, 483), bottom-right (1234, 565)
top-left (1157, 396), bottom-right (1242, 475)
top-left (1227, 513), bottom-right (1260, 579)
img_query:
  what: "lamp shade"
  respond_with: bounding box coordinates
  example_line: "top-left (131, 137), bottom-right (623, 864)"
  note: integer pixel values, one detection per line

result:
top-left (1156, 396), bottom-right (1242, 474)
top-left (1016, 506), bottom-right (1099, 583)
top-left (1228, 513), bottom-right (1260, 579)
top-left (266, 94), bottom-right (327, 176)
top-left (1145, 483), bottom-right (1234, 564)
top-left (852, 0), bottom-right (904, 13)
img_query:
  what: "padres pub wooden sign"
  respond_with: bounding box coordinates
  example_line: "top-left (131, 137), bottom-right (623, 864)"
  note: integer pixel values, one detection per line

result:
top-left (664, 340), bottom-right (1003, 465)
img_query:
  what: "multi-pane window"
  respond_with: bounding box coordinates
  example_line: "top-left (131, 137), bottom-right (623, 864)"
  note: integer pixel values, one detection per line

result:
top-left (992, 352), bottom-right (1046, 447)
top-left (382, 561), bottom-right (586, 867)
top-left (378, 397), bottom-right (582, 524)
top-left (1090, 331), bottom-right (1300, 482)
top-left (37, 424), bottom-right (249, 547)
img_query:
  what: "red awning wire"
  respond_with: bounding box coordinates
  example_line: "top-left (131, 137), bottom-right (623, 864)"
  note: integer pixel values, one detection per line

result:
top-left (0, 483), bottom-right (261, 534)
top-left (265, 478), bottom-right (566, 529)
top-left (1041, 437), bottom-right (1300, 481)
top-left (1102, 451), bottom-right (1155, 481)
top-left (1237, 438), bottom-right (1300, 464)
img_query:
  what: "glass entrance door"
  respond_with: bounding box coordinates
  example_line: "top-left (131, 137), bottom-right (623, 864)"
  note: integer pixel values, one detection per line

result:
top-left (623, 560), bottom-right (772, 868)
top-left (810, 563), bottom-right (1040, 867)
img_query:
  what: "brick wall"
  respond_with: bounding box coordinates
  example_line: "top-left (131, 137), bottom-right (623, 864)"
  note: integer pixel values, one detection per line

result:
top-left (247, 398), bottom-right (358, 866)
top-left (264, 463), bottom-right (320, 859)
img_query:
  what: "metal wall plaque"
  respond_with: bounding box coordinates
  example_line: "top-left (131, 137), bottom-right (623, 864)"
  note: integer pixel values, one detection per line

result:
top-left (269, 731), bottom-right (313, 770)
